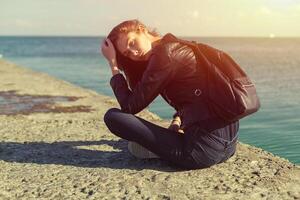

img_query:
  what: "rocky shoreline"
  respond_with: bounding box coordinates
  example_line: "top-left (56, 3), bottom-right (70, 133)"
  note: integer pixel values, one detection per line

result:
top-left (0, 59), bottom-right (299, 199)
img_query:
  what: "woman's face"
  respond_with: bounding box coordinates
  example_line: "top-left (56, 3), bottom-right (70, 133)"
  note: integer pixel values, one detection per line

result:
top-left (116, 31), bottom-right (152, 61)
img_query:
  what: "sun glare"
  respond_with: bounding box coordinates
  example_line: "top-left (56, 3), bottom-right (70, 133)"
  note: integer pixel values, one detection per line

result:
top-left (269, 34), bottom-right (275, 38)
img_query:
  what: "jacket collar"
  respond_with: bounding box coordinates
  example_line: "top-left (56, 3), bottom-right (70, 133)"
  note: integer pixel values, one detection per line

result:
top-left (161, 33), bottom-right (178, 43)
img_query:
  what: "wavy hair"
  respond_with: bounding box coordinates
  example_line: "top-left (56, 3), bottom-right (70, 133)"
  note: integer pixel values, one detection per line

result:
top-left (107, 19), bottom-right (160, 89)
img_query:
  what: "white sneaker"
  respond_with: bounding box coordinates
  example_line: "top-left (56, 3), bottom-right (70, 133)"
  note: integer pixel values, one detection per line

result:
top-left (128, 141), bottom-right (160, 159)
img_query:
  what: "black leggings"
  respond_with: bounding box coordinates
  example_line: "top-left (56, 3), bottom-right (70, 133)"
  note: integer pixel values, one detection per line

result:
top-left (103, 108), bottom-right (239, 170)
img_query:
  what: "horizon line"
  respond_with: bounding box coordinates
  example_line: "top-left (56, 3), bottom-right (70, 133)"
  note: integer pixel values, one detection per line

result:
top-left (0, 34), bottom-right (300, 39)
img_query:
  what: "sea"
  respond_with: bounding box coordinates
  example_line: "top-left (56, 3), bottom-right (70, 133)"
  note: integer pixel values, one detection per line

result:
top-left (0, 36), bottom-right (299, 164)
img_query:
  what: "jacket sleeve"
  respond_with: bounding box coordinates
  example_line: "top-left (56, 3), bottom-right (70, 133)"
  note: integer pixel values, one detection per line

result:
top-left (109, 46), bottom-right (175, 114)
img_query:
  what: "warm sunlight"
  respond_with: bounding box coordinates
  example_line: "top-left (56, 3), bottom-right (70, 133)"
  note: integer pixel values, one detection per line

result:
top-left (0, 1), bottom-right (299, 199)
top-left (1, 0), bottom-right (300, 37)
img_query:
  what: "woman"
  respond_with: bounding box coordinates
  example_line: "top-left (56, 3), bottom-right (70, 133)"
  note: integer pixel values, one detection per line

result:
top-left (101, 19), bottom-right (239, 170)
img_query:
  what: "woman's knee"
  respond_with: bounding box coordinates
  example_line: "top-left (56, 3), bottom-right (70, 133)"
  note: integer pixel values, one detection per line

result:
top-left (103, 107), bottom-right (122, 127)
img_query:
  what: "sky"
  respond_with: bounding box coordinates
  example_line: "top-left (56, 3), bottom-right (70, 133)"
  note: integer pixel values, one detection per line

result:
top-left (1, 0), bottom-right (300, 37)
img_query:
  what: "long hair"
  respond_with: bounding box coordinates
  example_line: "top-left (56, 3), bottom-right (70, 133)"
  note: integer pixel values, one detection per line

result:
top-left (107, 19), bottom-right (160, 90)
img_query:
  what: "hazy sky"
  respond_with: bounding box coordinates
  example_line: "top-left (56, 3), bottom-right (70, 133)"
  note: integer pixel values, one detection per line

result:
top-left (1, 0), bottom-right (300, 37)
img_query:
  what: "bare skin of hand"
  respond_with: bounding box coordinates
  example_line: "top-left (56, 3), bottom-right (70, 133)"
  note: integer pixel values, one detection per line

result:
top-left (100, 38), bottom-right (116, 63)
top-left (168, 116), bottom-right (184, 134)
top-left (100, 38), bottom-right (120, 75)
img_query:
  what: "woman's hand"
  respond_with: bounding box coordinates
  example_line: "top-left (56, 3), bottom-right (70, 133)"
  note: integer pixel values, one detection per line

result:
top-left (168, 116), bottom-right (184, 134)
top-left (101, 38), bottom-right (116, 63)
top-left (101, 38), bottom-right (120, 75)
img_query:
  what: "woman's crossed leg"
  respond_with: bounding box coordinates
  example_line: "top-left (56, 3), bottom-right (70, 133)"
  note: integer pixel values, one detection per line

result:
top-left (103, 107), bottom-right (202, 169)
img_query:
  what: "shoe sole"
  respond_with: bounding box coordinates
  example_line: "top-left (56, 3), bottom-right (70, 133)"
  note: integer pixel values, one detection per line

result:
top-left (128, 141), bottom-right (160, 159)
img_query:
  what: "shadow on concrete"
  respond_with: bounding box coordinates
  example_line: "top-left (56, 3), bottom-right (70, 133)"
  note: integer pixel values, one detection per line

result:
top-left (0, 138), bottom-right (184, 172)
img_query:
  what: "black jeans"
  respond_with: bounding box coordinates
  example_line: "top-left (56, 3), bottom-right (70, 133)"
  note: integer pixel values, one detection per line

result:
top-left (103, 108), bottom-right (239, 170)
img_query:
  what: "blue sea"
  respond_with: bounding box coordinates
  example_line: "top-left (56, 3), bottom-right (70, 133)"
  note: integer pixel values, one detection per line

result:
top-left (0, 36), bottom-right (299, 164)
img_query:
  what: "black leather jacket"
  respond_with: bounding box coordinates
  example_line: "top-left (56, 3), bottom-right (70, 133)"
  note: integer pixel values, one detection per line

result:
top-left (110, 33), bottom-right (227, 132)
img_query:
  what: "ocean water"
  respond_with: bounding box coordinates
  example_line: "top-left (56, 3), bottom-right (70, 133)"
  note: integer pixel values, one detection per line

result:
top-left (0, 36), bottom-right (299, 164)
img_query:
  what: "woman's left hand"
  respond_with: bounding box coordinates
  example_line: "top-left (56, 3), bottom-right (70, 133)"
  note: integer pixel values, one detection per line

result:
top-left (101, 38), bottom-right (116, 63)
top-left (168, 117), bottom-right (184, 134)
